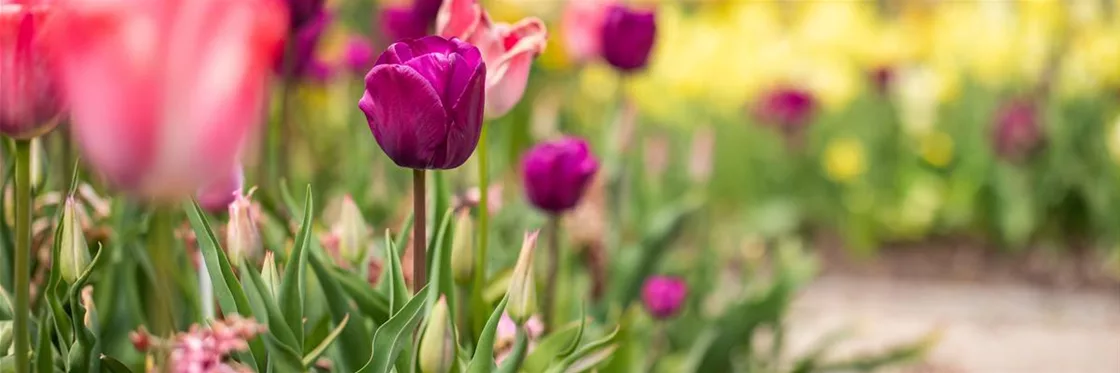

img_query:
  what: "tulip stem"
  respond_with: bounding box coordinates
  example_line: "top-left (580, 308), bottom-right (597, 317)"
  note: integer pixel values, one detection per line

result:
top-left (413, 169), bottom-right (427, 292)
top-left (543, 215), bottom-right (560, 330)
top-left (145, 208), bottom-right (178, 338)
top-left (13, 139), bottom-right (31, 373)
top-left (476, 126), bottom-right (490, 285)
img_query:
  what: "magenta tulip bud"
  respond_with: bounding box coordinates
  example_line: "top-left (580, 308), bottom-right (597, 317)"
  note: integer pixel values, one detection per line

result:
top-left (344, 35), bottom-right (375, 75)
top-left (641, 276), bottom-right (686, 319)
top-left (0, 2), bottom-right (64, 139)
top-left (520, 137), bottom-right (599, 214)
top-left (380, 6), bottom-right (429, 44)
top-left (197, 166), bottom-right (244, 213)
top-left (286, 0), bottom-right (325, 30)
top-left (599, 4), bottom-right (656, 72)
top-left (753, 86), bottom-right (817, 133)
top-left (991, 99), bottom-right (1043, 162)
top-left (359, 36), bottom-right (485, 170)
top-left (278, 9), bottom-right (331, 79)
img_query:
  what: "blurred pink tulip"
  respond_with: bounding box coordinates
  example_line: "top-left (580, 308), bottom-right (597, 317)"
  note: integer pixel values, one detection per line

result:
top-left (560, 0), bottom-right (610, 63)
top-left (0, 1), bottom-right (65, 139)
top-left (46, 0), bottom-right (287, 201)
top-left (196, 165), bottom-right (244, 213)
top-left (437, 0), bottom-right (547, 119)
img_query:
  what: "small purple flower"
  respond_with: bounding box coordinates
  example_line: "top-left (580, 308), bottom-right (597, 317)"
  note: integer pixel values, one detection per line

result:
top-left (359, 36), bottom-right (486, 170)
top-left (599, 4), bottom-right (656, 72)
top-left (286, 0), bottom-right (326, 30)
top-left (380, 6), bottom-right (430, 44)
top-left (753, 86), bottom-right (817, 133)
top-left (344, 35), bottom-right (376, 75)
top-left (277, 9), bottom-right (332, 79)
top-left (641, 276), bottom-right (686, 319)
top-left (991, 98), bottom-right (1043, 162)
top-left (520, 137), bottom-right (600, 214)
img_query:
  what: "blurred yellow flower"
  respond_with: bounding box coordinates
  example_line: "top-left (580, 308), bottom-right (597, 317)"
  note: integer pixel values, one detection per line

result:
top-left (920, 131), bottom-right (955, 168)
top-left (823, 137), bottom-right (866, 184)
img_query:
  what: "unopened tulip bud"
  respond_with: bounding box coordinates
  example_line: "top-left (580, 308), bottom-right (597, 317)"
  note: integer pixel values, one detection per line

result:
top-left (418, 296), bottom-right (456, 373)
top-left (261, 252), bottom-right (280, 298)
top-left (641, 276), bottom-right (687, 319)
top-left (506, 231), bottom-right (540, 325)
top-left (59, 196), bottom-right (90, 284)
top-left (226, 190), bottom-right (261, 267)
top-left (450, 210), bottom-right (474, 284)
top-left (335, 196), bottom-right (370, 266)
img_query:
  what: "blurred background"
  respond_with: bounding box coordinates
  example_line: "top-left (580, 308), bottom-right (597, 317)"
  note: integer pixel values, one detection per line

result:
top-left (206, 0), bottom-right (1120, 371)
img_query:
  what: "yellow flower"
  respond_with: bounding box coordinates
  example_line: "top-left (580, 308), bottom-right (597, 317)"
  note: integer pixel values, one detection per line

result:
top-left (920, 131), bottom-right (955, 168)
top-left (823, 137), bottom-right (867, 184)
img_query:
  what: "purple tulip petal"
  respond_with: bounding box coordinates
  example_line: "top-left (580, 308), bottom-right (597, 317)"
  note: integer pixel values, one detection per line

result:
top-left (404, 53), bottom-right (453, 103)
top-left (360, 64), bottom-right (449, 169)
top-left (442, 56), bottom-right (485, 169)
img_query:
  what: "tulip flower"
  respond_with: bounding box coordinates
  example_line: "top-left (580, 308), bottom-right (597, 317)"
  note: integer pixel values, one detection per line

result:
top-left (344, 35), bottom-right (376, 75)
top-left (641, 276), bottom-right (687, 319)
top-left (227, 189), bottom-right (262, 268)
top-left (520, 137), bottom-right (599, 327)
top-left (437, 0), bottom-right (547, 119)
top-left (561, 0), bottom-right (611, 63)
top-left (0, 1), bottom-right (64, 139)
top-left (47, 0), bottom-right (287, 200)
top-left (359, 35), bottom-right (485, 290)
top-left (196, 165), bottom-right (244, 213)
top-left (991, 98), bottom-right (1043, 162)
top-left (521, 137), bottom-right (600, 214)
top-left (599, 4), bottom-right (656, 72)
top-left (282, 9), bottom-right (331, 79)
top-left (380, 6), bottom-right (430, 44)
top-left (360, 36), bottom-right (485, 170)
top-left (752, 86), bottom-right (818, 136)
top-left (286, 0), bottom-right (325, 30)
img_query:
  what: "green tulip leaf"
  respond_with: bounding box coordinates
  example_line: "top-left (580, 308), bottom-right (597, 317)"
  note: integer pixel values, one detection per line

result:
top-left (545, 326), bottom-right (621, 373)
top-left (466, 294), bottom-right (509, 373)
top-left (357, 286), bottom-right (431, 373)
top-left (332, 268), bottom-right (391, 325)
top-left (99, 355), bottom-right (134, 373)
top-left (240, 259), bottom-right (302, 364)
top-left (384, 229), bottom-right (410, 315)
top-left (522, 320), bottom-right (583, 373)
top-left (302, 313), bottom-right (350, 367)
top-left (495, 327), bottom-right (530, 373)
top-left (307, 240), bottom-right (373, 371)
top-left (279, 185), bottom-right (313, 347)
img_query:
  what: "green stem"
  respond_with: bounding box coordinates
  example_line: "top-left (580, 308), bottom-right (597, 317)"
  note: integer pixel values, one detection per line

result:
top-left (543, 215), bottom-right (560, 330)
top-left (13, 139), bottom-right (30, 373)
top-left (413, 169), bottom-right (427, 292)
top-left (476, 125), bottom-right (490, 284)
top-left (145, 208), bottom-right (178, 338)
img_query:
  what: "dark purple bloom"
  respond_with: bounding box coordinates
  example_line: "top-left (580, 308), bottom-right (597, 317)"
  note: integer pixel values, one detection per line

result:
top-left (380, 6), bottom-right (430, 44)
top-left (599, 5), bottom-right (656, 72)
top-left (753, 86), bottom-right (817, 133)
top-left (520, 137), bottom-right (599, 214)
top-left (359, 36), bottom-right (486, 170)
top-left (286, 0), bottom-right (326, 30)
top-left (412, 0), bottom-right (444, 27)
top-left (344, 35), bottom-right (376, 75)
top-left (641, 276), bottom-right (686, 319)
top-left (991, 99), bottom-right (1043, 162)
top-left (276, 10), bottom-right (332, 79)
top-left (870, 65), bottom-right (894, 95)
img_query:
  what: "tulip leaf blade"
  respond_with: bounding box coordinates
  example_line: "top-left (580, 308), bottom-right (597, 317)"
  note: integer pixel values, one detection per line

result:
top-left (301, 313), bottom-right (350, 367)
top-left (99, 355), bottom-right (133, 373)
top-left (307, 239), bottom-right (374, 371)
top-left (466, 294), bottom-right (509, 373)
top-left (240, 257), bottom-right (301, 363)
top-left (426, 208), bottom-right (455, 308)
top-left (186, 199), bottom-right (267, 369)
top-left (279, 185), bottom-right (313, 347)
top-left (545, 325), bottom-right (622, 373)
top-left (384, 229), bottom-right (410, 315)
top-left (332, 268), bottom-right (391, 325)
top-left (357, 286), bottom-right (431, 373)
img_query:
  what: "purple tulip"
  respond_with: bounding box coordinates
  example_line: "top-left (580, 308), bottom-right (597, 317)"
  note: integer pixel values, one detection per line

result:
top-left (991, 99), bottom-right (1043, 162)
top-left (280, 10), bottom-right (332, 79)
top-left (344, 35), bottom-right (376, 75)
top-left (412, 0), bottom-right (444, 27)
top-left (599, 4), bottom-right (656, 72)
top-left (359, 36), bottom-right (486, 170)
top-left (520, 137), bottom-right (600, 214)
top-left (380, 6), bottom-right (430, 44)
top-left (641, 276), bottom-right (686, 319)
top-left (286, 0), bottom-right (325, 30)
top-left (753, 86), bottom-right (817, 133)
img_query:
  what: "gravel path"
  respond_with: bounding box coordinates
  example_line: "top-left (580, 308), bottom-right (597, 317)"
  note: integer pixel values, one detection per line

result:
top-left (787, 275), bottom-right (1120, 373)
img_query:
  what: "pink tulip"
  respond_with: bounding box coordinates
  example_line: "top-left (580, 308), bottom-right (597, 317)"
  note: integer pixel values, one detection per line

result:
top-left (560, 0), bottom-right (611, 63)
top-left (46, 0), bottom-right (287, 201)
top-left (196, 165), bottom-right (244, 213)
top-left (437, 0), bottom-right (547, 119)
top-left (0, 0), bottom-right (65, 139)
